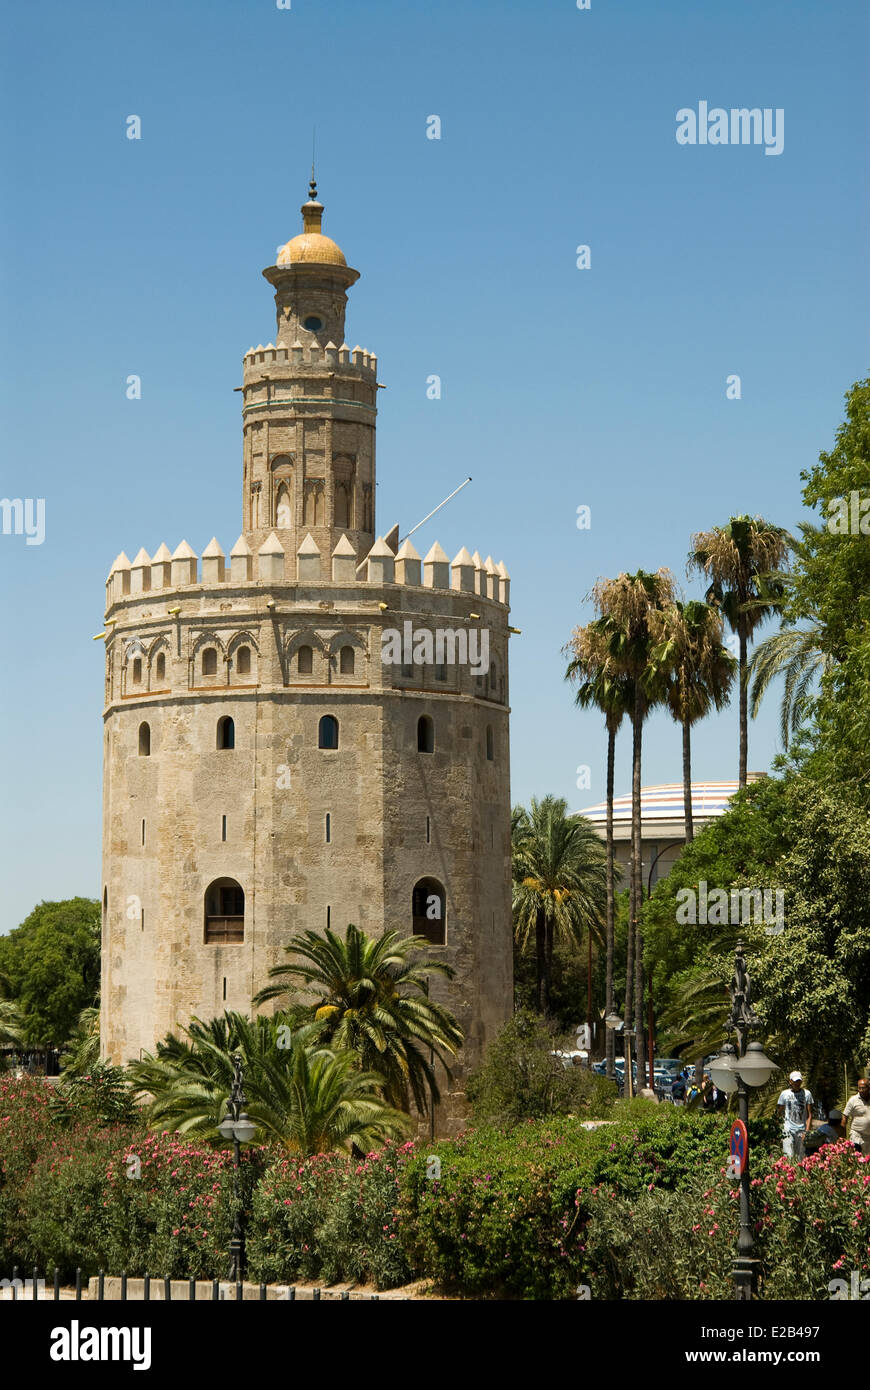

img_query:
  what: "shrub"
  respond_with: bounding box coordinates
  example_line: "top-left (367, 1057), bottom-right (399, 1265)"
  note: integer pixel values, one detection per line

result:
top-left (465, 1011), bottom-right (617, 1126)
top-left (101, 1132), bottom-right (269, 1278)
top-left (48, 1064), bottom-right (139, 1128)
top-left (398, 1108), bottom-right (741, 1299)
top-left (247, 1141), bottom-right (416, 1289)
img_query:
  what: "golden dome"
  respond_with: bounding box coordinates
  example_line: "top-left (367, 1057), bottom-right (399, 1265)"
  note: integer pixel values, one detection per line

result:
top-left (276, 233), bottom-right (346, 267)
top-left (275, 179), bottom-right (347, 267)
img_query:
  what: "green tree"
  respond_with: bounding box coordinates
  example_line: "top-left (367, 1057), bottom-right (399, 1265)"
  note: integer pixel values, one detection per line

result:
top-left (128, 1012), bottom-right (411, 1155)
top-left (253, 923), bottom-right (462, 1116)
top-left (0, 899), bottom-right (100, 1047)
top-left (650, 599), bottom-right (736, 842)
top-left (587, 569), bottom-right (676, 1085)
top-left (60, 1005), bottom-right (101, 1077)
top-left (512, 796), bottom-right (607, 1017)
top-left (689, 516), bottom-right (791, 788)
top-left (465, 1011), bottom-right (617, 1126)
top-left (0, 998), bottom-right (24, 1049)
top-left (564, 624), bottom-right (631, 1076)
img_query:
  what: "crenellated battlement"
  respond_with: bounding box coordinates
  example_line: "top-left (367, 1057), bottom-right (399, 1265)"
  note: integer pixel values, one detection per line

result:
top-left (105, 535), bottom-right (511, 611)
top-left (242, 341), bottom-right (377, 373)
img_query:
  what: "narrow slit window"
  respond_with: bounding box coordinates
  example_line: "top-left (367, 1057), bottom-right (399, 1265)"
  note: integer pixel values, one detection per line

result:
top-left (223, 977), bottom-right (227, 1001)
top-left (426, 816), bottom-right (431, 844)
top-left (326, 905), bottom-right (331, 930)
top-left (221, 815), bottom-right (227, 842)
top-left (325, 813), bottom-right (331, 843)
top-left (141, 819), bottom-right (146, 846)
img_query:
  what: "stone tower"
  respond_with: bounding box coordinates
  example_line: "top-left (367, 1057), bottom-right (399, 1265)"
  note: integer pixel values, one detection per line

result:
top-left (100, 184), bottom-right (513, 1128)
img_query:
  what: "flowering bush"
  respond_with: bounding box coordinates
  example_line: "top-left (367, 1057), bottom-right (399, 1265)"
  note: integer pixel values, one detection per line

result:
top-left (246, 1141), bottom-right (415, 1289)
top-left (101, 1132), bottom-right (268, 1279)
top-left (397, 1107), bottom-right (752, 1299)
top-left (756, 1143), bottom-right (870, 1298)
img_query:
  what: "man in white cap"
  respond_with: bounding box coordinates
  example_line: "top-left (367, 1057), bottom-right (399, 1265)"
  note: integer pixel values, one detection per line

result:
top-left (776, 1070), bottom-right (814, 1159)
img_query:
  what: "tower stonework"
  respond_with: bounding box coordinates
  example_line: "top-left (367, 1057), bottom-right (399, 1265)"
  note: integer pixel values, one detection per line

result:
top-left (100, 188), bottom-right (513, 1129)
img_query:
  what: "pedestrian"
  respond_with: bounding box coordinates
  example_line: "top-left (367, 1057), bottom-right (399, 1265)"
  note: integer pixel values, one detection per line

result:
top-left (777, 1070), bottom-right (814, 1159)
top-left (671, 1076), bottom-right (687, 1107)
top-left (842, 1078), bottom-right (870, 1155)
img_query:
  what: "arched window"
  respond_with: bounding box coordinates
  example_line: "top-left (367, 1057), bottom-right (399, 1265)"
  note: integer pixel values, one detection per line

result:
top-left (334, 482), bottom-right (350, 529)
top-left (417, 715), bottom-right (435, 753)
top-left (204, 878), bottom-right (245, 944)
top-left (339, 646), bottom-right (355, 675)
top-left (217, 716), bottom-right (235, 750)
top-left (486, 725), bottom-right (494, 761)
top-left (202, 648), bottom-right (217, 676)
top-left (297, 645), bottom-right (313, 674)
top-left (155, 652), bottom-right (166, 682)
top-left (412, 877), bottom-right (446, 945)
top-left (435, 663), bottom-right (447, 682)
top-left (132, 657), bottom-right (142, 684)
top-left (275, 482), bottom-right (292, 529)
top-left (489, 661), bottom-right (498, 696)
top-left (138, 722), bottom-right (151, 756)
top-left (318, 715), bottom-right (339, 750)
top-left (236, 646), bottom-right (251, 675)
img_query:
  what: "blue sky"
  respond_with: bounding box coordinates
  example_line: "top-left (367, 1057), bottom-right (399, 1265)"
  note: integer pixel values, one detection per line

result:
top-left (0, 0), bottom-right (867, 933)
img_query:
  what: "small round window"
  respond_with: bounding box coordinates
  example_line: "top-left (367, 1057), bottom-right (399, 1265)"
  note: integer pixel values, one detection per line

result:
top-left (303, 315), bottom-right (323, 332)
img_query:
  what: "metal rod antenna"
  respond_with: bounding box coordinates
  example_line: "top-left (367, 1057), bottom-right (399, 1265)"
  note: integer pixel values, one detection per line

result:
top-left (400, 477), bottom-right (473, 544)
top-left (355, 477), bottom-right (474, 573)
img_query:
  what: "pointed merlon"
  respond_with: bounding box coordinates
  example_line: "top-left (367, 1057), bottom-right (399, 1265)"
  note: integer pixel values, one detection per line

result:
top-left (451, 546), bottom-right (476, 594)
top-left (423, 541), bottom-right (450, 591)
top-left (484, 555), bottom-right (498, 600)
top-left (171, 539), bottom-right (198, 586)
top-left (383, 523), bottom-right (400, 554)
top-left (296, 531), bottom-right (322, 582)
top-left (332, 533), bottom-right (357, 582)
top-left (230, 534), bottom-right (253, 583)
top-left (497, 559), bottom-right (511, 606)
top-left (130, 548), bottom-right (152, 595)
top-left (150, 542), bottom-right (172, 590)
top-left (366, 536), bottom-right (396, 584)
top-left (395, 538), bottom-right (422, 587)
top-left (257, 531), bottom-right (285, 583)
top-left (109, 551), bottom-right (131, 600)
top-left (201, 537), bottom-right (226, 585)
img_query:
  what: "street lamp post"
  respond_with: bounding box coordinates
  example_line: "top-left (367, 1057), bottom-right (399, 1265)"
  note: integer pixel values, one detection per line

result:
top-left (707, 941), bottom-right (778, 1301)
top-left (605, 1012), bottom-right (635, 1099)
top-left (218, 1053), bottom-right (257, 1282)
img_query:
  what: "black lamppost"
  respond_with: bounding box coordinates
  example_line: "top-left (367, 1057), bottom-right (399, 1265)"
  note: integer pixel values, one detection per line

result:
top-left (707, 941), bottom-right (778, 1300)
top-left (218, 1054), bottom-right (256, 1282)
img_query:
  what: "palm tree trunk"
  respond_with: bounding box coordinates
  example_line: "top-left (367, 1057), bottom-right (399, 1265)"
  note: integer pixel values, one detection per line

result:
top-left (682, 704), bottom-right (694, 844)
top-left (535, 908), bottom-right (546, 1014)
top-left (739, 628), bottom-right (748, 789)
top-left (631, 685), bottom-right (647, 1088)
top-left (544, 917), bottom-right (554, 1016)
top-left (605, 721), bottom-right (616, 1081)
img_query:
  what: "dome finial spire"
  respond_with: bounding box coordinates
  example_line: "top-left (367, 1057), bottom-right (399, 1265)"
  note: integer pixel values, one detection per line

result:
top-left (309, 125), bottom-right (317, 201)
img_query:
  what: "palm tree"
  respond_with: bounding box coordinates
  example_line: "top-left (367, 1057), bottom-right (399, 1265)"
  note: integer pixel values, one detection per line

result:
top-left (564, 625), bottom-right (631, 1077)
top-left (588, 569), bottom-right (676, 1087)
top-left (253, 923), bottom-right (462, 1116)
top-left (0, 998), bottom-right (24, 1049)
top-left (748, 623), bottom-right (830, 750)
top-left (512, 795), bottom-right (607, 1016)
top-left (128, 1012), bottom-right (411, 1155)
top-left (60, 1004), bottom-right (100, 1076)
top-left (650, 600), bottom-right (736, 842)
top-left (690, 516), bottom-right (791, 787)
